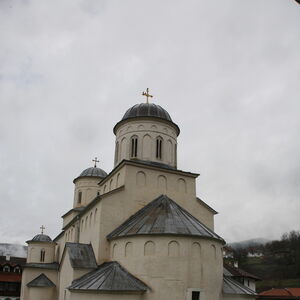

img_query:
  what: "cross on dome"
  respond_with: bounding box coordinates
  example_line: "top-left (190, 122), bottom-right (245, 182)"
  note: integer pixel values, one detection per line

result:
top-left (40, 225), bottom-right (45, 234)
top-left (92, 157), bottom-right (100, 168)
top-left (142, 88), bottom-right (153, 104)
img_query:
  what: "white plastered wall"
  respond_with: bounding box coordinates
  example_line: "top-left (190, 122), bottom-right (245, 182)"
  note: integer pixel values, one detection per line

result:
top-left (110, 236), bottom-right (223, 300)
top-left (73, 177), bottom-right (101, 208)
top-left (114, 119), bottom-right (178, 168)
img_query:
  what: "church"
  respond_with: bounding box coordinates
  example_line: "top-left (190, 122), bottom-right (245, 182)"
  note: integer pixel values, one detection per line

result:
top-left (20, 91), bottom-right (257, 300)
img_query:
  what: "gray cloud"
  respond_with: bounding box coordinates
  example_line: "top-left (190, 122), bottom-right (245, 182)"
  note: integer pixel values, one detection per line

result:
top-left (1, 0), bottom-right (300, 244)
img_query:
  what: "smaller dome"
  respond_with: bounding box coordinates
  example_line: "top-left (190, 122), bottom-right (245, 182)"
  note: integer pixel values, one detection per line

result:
top-left (31, 234), bottom-right (52, 242)
top-left (79, 167), bottom-right (107, 178)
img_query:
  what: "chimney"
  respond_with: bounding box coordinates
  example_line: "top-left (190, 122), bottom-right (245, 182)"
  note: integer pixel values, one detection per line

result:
top-left (5, 254), bottom-right (11, 261)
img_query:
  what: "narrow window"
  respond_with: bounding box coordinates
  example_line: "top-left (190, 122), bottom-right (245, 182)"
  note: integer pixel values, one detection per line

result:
top-left (115, 142), bottom-right (119, 164)
top-left (40, 249), bottom-right (45, 262)
top-left (156, 137), bottom-right (163, 159)
top-left (131, 136), bottom-right (138, 158)
top-left (192, 291), bottom-right (200, 300)
top-left (78, 191), bottom-right (82, 204)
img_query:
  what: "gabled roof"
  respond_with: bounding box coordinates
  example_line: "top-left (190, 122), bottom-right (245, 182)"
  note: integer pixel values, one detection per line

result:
top-left (64, 243), bottom-right (97, 269)
top-left (107, 195), bottom-right (224, 243)
top-left (223, 276), bottom-right (257, 296)
top-left (224, 263), bottom-right (261, 281)
top-left (68, 261), bottom-right (148, 293)
top-left (27, 273), bottom-right (55, 288)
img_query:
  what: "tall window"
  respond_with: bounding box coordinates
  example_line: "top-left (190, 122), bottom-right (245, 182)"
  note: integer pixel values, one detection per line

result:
top-left (156, 137), bottom-right (163, 159)
top-left (115, 141), bottom-right (119, 164)
top-left (78, 191), bottom-right (82, 204)
top-left (40, 249), bottom-right (45, 262)
top-left (131, 136), bottom-right (138, 158)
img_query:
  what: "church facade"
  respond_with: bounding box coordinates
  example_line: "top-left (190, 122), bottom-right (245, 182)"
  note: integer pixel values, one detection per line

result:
top-left (20, 98), bottom-right (257, 300)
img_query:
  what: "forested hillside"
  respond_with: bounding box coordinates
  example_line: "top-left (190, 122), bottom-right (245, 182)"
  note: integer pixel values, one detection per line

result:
top-left (230, 231), bottom-right (300, 292)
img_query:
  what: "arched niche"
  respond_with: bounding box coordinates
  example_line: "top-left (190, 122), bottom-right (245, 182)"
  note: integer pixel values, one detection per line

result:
top-left (136, 171), bottom-right (146, 187)
top-left (138, 124), bottom-right (145, 130)
top-left (168, 241), bottom-right (180, 257)
top-left (144, 241), bottom-right (155, 256)
top-left (177, 178), bottom-right (187, 193)
top-left (116, 173), bottom-right (121, 187)
top-left (112, 243), bottom-right (117, 258)
top-left (125, 242), bottom-right (133, 257)
top-left (109, 179), bottom-right (114, 191)
top-left (157, 175), bottom-right (167, 192)
top-left (166, 139), bottom-right (173, 164)
top-left (191, 242), bottom-right (201, 258)
top-left (211, 244), bottom-right (217, 259)
top-left (120, 137), bottom-right (127, 160)
top-left (142, 134), bottom-right (152, 159)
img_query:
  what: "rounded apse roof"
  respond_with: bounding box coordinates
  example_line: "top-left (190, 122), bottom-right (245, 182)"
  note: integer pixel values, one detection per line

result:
top-left (31, 234), bottom-right (52, 242)
top-left (114, 103), bottom-right (180, 135)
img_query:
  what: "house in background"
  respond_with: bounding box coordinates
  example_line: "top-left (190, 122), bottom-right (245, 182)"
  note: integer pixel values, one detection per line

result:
top-left (0, 255), bottom-right (26, 300)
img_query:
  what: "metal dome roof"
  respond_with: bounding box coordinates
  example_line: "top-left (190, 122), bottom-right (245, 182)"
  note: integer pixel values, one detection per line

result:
top-left (113, 103), bottom-right (180, 135)
top-left (122, 103), bottom-right (173, 122)
top-left (79, 167), bottom-right (107, 178)
top-left (31, 234), bottom-right (52, 242)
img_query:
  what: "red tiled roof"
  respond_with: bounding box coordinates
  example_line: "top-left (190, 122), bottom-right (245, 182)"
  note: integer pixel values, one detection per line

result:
top-left (259, 288), bottom-right (300, 297)
top-left (0, 272), bottom-right (22, 282)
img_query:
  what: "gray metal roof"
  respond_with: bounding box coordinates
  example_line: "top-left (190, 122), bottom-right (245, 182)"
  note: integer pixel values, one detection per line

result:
top-left (79, 167), bottom-right (107, 178)
top-left (25, 263), bottom-right (59, 270)
top-left (68, 261), bottom-right (148, 292)
top-left (107, 195), bottom-right (224, 242)
top-left (29, 234), bottom-right (52, 242)
top-left (27, 273), bottom-right (56, 288)
top-left (114, 103), bottom-right (180, 135)
top-left (223, 276), bottom-right (257, 295)
top-left (65, 243), bottom-right (97, 269)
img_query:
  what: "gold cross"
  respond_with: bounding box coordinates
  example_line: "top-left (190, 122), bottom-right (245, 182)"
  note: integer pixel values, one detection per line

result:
top-left (142, 88), bottom-right (153, 104)
top-left (92, 157), bottom-right (99, 167)
top-left (40, 225), bottom-right (45, 234)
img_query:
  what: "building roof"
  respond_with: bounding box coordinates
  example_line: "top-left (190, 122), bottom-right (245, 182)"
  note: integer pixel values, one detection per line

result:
top-left (224, 263), bottom-right (261, 281)
top-left (25, 263), bottom-right (59, 270)
top-left (74, 166), bottom-right (107, 182)
top-left (223, 276), bottom-right (257, 295)
top-left (65, 243), bottom-right (97, 269)
top-left (114, 103), bottom-right (180, 135)
top-left (259, 288), bottom-right (300, 297)
top-left (0, 256), bottom-right (26, 266)
top-left (27, 273), bottom-right (56, 288)
top-left (0, 272), bottom-right (22, 282)
top-left (68, 261), bottom-right (148, 292)
top-left (28, 234), bottom-right (53, 243)
top-left (107, 195), bottom-right (224, 243)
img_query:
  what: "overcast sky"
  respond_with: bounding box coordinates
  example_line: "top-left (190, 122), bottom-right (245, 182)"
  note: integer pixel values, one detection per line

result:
top-left (1, 0), bottom-right (300, 245)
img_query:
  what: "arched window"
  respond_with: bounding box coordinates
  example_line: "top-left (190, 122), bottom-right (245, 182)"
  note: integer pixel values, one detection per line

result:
top-left (40, 249), bottom-right (45, 262)
top-left (78, 191), bottom-right (82, 204)
top-left (115, 141), bottom-right (119, 164)
top-left (14, 266), bottom-right (21, 273)
top-left (156, 137), bottom-right (163, 159)
top-left (130, 136), bottom-right (138, 158)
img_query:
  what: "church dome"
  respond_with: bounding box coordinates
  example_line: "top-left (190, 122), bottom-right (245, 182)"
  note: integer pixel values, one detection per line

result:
top-left (79, 167), bottom-right (107, 178)
top-left (114, 103), bottom-right (180, 135)
top-left (30, 234), bottom-right (52, 242)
